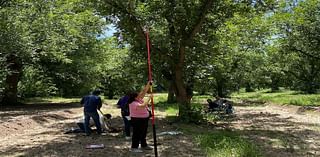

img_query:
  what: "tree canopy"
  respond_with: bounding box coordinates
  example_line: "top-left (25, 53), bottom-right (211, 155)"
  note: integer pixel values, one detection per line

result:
top-left (0, 0), bottom-right (319, 120)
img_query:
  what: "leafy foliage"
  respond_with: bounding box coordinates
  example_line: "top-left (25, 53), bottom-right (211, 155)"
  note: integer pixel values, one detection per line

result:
top-left (276, 0), bottom-right (320, 93)
top-left (0, 0), bottom-right (109, 102)
top-left (232, 88), bottom-right (320, 106)
top-left (18, 66), bottom-right (57, 97)
top-left (1, 0), bottom-right (319, 105)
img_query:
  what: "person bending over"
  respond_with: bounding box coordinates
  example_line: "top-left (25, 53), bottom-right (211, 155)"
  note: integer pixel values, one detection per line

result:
top-left (80, 89), bottom-right (103, 136)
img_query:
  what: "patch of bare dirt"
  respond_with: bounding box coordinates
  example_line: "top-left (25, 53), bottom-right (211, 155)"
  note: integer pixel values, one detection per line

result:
top-left (229, 101), bottom-right (320, 157)
top-left (0, 103), bottom-right (204, 157)
top-left (1, 101), bottom-right (319, 157)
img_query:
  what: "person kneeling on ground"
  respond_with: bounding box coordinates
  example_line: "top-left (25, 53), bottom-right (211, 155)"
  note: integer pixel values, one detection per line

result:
top-left (76, 113), bottom-right (111, 133)
top-left (207, 98), bottom-right (219, 112)
top-left (223, 100), bottom-right (234, 114)
top-left (80, 89), bottom-right (103, 136)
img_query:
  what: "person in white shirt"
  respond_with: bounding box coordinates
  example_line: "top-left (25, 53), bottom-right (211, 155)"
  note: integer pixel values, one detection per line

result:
top-left (76, 112), bottom-right (110, 133)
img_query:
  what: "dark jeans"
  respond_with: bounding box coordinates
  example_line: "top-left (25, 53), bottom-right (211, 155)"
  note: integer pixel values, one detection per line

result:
top-left (77, 122), bottom-right (89, 132)
top-left (84, 111), bottom-right (101, 135)
top-left (122, 115), bottom-right (131, 137)
top-left (131, 117), bottom-right (149, 148)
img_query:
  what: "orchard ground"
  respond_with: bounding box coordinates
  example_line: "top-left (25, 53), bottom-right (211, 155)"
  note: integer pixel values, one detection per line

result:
top-left (0, 94), bottom-right (319, 157)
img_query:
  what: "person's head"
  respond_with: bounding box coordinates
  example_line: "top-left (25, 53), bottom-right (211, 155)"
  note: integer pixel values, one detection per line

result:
top-left (127, 92), bottom-right (139, 104)
top-left (92, 89), bottom-right (101, 95)
top-left (207, 99), bottom-right (212, 103)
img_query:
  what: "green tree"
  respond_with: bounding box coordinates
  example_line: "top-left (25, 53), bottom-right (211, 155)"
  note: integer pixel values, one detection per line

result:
top-left (97, 37), bottom-right (142, 99)
top-left (93, 0), bottom-right (231, 118)
top-left (0, 0), bottom-right (106, 105)
top-left (205, 11), bottom-right (274, 95)
top-left (92, 0), bottom-right (278, 119)
top-left (274, 0), bottom-right (320, 93)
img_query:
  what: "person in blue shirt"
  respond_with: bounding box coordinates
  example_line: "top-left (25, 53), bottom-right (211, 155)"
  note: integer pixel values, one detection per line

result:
top-left (117, 92), bottom-right (131, 139)
top-left (80, 89), bottom-right (103, 136)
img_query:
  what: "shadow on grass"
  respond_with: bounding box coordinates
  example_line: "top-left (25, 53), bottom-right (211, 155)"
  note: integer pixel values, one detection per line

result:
top-left (166, 108), bottom-right (320, 157)
top-left (229, 112), bottom-right (319, 157)
top-left (233, 99), bottom-right (267, 107)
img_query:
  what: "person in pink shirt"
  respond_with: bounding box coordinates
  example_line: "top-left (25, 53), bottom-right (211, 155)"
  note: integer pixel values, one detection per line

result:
top-left (128, 81), bottom-right (153, 153)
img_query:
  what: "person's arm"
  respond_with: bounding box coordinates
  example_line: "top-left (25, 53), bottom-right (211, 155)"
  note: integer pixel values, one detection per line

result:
top-left (137, 94), bottom-right (153, 108)
top-left (80, 97), bottom-right (85, 105)
top-left (97, 97), bottom-right (102, 110)
top-left (137, 81), bottom-right (152, 100)
top-left (99, 114), bottom-right (108, 130)
top-left (116, 97), bottom-right (123, 108)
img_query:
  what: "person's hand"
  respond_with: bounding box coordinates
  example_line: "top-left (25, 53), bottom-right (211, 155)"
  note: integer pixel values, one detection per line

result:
top-left (146, 93), bottom-right (153, 98)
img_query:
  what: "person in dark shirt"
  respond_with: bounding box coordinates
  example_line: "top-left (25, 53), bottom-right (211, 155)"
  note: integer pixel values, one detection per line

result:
top-left (207, 98), bottom-right (219, 112)
top-left (80, 89), bottom-right (102, 136)
top-left (224, 100), bottom-right (234, 114)
top-left (117, 93), bottom-right (131, 139)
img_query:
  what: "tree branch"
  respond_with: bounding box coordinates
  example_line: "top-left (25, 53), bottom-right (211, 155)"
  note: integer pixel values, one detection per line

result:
top-left (186, 0), bottom-right (214, 43)
top-left (0, 0), bottom-right (8, 7)
top-left (290, 47), bottom-right (320, 60)
top-left (281, 69), bottom-right (299, 80)
top-left (103, 0), bottom-right (163, 54)
top-left (175, 0), bottom-right (214, 73)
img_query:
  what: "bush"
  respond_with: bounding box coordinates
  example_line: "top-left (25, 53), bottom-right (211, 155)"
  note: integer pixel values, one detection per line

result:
top-left (18, 66), bottom-right (57, 97)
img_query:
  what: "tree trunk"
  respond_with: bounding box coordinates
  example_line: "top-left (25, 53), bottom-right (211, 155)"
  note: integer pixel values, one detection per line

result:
top-left (217, 85), bottom-right (223, 97)
top-left (271, 76), bottom-right (280, 92)
top-left (1, 54), bottom-right (22, 106)
top-left (174, 46), bottom-right (192, 119)
top-left (216, 80), bottom-right (224, 97)
top-left (167, 80), bottom-right (176, 103)
top-left (305, 61), bottom-right (318, 94)
top-left (215, 73), bottom-right (225, 97)
top-left (245, 83), bottom-right (254, 92)
top-left (168, 0), bottom-right (213, 119)
top-left (107, 89), bottom-right (114, 99)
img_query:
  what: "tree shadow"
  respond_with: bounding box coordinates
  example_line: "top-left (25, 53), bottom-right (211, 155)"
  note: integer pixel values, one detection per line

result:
top-left (1, 112), bottom-right (205, 157)
top-left (218, 111), bottom-right (320, 157)
top-left (1, 102), bottom-right (319, 157)
top-left (233, 100), bottom-right (267, 107)
top-left (0, 103), bottom-right (82, 122)
top-left (296, 106), bottom-right (320, 114)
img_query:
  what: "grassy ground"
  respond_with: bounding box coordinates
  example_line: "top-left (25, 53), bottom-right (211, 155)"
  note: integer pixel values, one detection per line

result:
top-left (231, 89), bottom-right (320, 106)
top-left (195, 131), bottom-right (261, 157)
top-left (154, 94), bottom-right (262, 157)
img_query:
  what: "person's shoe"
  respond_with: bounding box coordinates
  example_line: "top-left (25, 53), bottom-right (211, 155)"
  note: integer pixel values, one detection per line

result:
top-left (141, 146), bottom-right (153, 150)
top-left (130, 148), bottom-right (143, 153)
top-left (125, 136), bottom-right (131, 140)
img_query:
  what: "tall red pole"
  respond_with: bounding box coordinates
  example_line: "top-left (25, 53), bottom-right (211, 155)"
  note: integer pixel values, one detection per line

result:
top-left (146, 30), bottom-right (158, 157)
